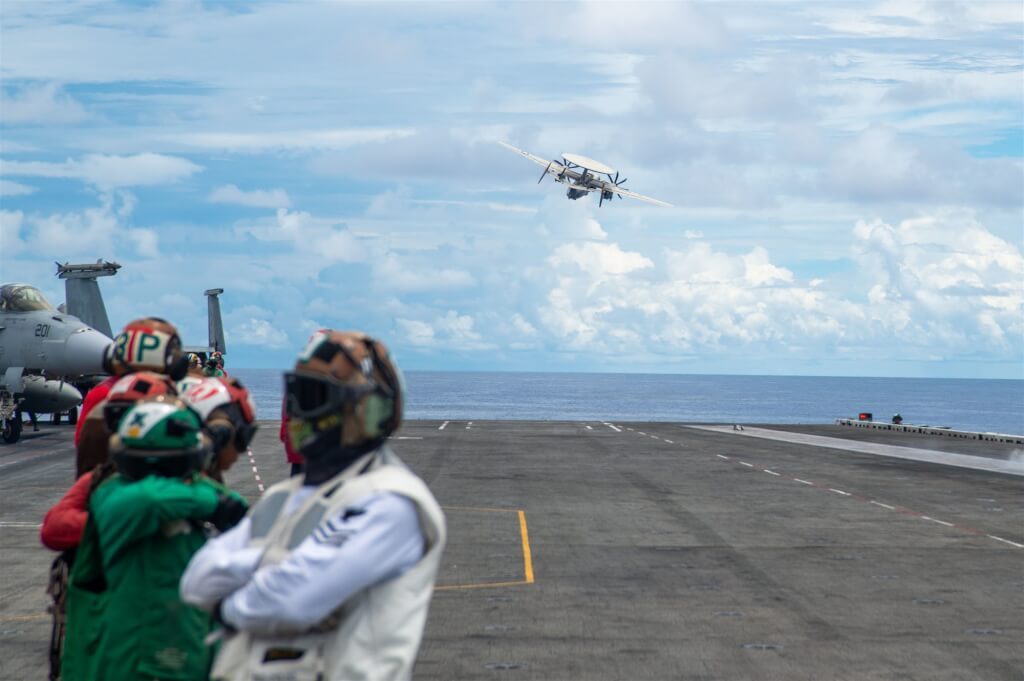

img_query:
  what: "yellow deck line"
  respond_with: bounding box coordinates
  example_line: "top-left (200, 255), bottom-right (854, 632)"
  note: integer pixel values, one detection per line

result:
top-left (518, 510), bottom-right (534, 584)
top-left (434, 579), bottom-right (531, 591)
top-left (0, 614), bottom-right (48, 622)
top-left (433, 508), bottom-right (536, 591)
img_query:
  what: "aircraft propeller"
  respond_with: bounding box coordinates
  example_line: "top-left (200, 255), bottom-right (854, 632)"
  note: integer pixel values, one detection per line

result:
top-left (539, 161), bottom-right (554, 184)
top-left (599, 172), bottom-right (630, 207)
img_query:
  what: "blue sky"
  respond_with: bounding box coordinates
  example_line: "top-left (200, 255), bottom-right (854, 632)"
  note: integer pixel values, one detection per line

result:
top-left (1, 1), bottom-right (1021, 378)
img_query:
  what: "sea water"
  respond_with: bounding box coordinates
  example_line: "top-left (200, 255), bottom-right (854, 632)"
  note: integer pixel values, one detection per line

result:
top-left (230, 370), bottom-right (1024, 436)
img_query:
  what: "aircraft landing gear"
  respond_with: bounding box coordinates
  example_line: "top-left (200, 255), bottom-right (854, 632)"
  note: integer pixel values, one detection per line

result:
top-left (2, 418), bottom-right (22, 444)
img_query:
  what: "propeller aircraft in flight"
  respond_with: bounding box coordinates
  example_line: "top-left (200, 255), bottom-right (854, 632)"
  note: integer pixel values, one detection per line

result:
top-left (500, 141), bottom-right (672, 208)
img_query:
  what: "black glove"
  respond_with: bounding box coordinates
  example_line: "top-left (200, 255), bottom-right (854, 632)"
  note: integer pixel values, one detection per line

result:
top-left (212, 599), bottom-right (237, 634)
top-left (208, 494), bottom-right (247, 532)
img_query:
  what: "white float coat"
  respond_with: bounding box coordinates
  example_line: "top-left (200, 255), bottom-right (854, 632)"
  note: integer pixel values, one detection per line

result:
top-left (180, 488), bottom-right (425, 632)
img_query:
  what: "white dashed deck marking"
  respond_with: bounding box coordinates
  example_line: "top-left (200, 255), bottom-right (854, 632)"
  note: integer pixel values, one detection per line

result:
top-left (603, 423), bottom-right (621, 432)
top-left (245, 448), bottom-right (265, 495)
top-left (689, 425), bottom-right (1024, 477)
top-left (439, 421), bottom-right (449, 431)
top-left (615, 424), bottom-right (1021, 551)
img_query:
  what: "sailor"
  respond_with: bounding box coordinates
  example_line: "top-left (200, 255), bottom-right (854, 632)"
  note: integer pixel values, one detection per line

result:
top-left (75, 317), bottom-right (190, 477)
top-left (62, 398), bottom-right (248, 681)
top-left (179, 376), bottom-right (259, 483)
top-left (892, 413), bottom-right (903, 425)
top-left (212, 350), bottom-right (226, 371)
top-left (180, 330), bottom-right (447, 681)
top-left (41, 371), bottom-right (179, 551)
top-left (203, 354), bottom-right (225, 378)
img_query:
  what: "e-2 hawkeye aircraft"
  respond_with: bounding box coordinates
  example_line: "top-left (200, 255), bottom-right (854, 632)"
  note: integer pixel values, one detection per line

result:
top-left (499, 141), bottom-right (672, 208)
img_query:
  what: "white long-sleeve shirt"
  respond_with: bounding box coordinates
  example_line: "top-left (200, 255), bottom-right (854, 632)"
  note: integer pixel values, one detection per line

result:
top-left (180, 488), bottom-right (424, 634)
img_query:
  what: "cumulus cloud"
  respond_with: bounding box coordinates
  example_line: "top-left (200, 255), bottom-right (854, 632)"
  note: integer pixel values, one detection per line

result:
top-left (533, 210), bottom-right (1021, 364)
top-left (396, 310), bottom-right (488, 350)
top-left (235, 208), bottom-right (370, 263)
top-left (3, 192), bottom-right (160, 260)
top-left (208, 184), bottom-right (291, 208)
top-left (852, 210), bottom-right (1023, 351)
top-left (373, 254), bottom-right (475, 293)
top-left (233, 318), bottom-right (290, 349)
top-left (549, 241), bottom-right (653, 277)
top-left (1, 153), bottom-right (202, 189)
top-left (0, 82), bottom-right (88, 124)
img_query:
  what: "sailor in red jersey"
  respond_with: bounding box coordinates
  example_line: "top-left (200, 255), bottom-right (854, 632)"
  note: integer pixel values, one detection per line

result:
top-left (73, 376), bottom-right (118, 447)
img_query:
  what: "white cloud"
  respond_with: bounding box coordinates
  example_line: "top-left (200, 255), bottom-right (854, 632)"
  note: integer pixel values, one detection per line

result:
top-left (0, 179), bottom-right (36, 196)
top-left (0, 210), bottom-right (25, 258)
top-left (1, 153), bottom-right (202, 189)
top-left (0, 82), bottom-right (88, 124)
top-left (208, 184), bottom-right (291, 208)
top-left (373, 254), bottom-right (475, 293)
top-left (233, 318), bottom-right (290, 349)
top-left (3, 192), bottom-right (160, 260)
top-left (549, 241), bottom-right (653, 277)
top-left (235, 208), bottom-right (370, 264)
top-left (852, 210), bottom-right (1023, 351)
top-left (176, 128), bottom-right (413, 153)
top-left (397, 310), bottom-right (488, 350)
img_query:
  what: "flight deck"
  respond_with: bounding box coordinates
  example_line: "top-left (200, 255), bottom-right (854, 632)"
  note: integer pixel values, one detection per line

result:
top-left (1, 421), bottom-right (1021, 680)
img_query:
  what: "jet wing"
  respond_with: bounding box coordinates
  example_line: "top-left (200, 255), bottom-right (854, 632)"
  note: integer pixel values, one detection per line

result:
top-left (499, 141), bottom-right (566, 175)
top-left (604, 184), bottom-right (673, 207)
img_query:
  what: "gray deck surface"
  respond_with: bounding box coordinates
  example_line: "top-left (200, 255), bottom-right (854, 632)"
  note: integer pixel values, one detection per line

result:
top-left (1, 420), bottom-right (1022, 680)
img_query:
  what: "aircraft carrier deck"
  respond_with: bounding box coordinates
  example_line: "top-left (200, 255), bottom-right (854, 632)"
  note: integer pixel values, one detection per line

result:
top-left (1, 420), bottom-right (1022, 680)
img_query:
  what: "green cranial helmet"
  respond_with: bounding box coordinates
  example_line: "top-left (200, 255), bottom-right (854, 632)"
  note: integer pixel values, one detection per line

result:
top-left (110, 397), bottom-right (211, 480)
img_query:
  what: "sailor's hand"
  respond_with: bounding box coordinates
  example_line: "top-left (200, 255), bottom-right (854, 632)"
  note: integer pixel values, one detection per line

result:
top-left (208, 494), bottom-right (247, 532)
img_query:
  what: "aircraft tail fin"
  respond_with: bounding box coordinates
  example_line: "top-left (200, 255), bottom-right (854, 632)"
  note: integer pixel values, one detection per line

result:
top-left (205, 288), bottom-right (226, 354)
top-left (56, 261), bottom-right (121, 338)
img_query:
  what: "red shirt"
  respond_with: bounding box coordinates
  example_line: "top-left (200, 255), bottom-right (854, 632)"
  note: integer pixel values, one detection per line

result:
top-left (40, 472), bottom-right (92, 551)
top-left (74, 375), bottom-right (118, 446)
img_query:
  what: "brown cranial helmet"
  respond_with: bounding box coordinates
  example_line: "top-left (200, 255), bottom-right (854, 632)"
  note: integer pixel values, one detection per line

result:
top-left (284, 330), bottom-right (403, 452)
top-left (103, 317), bottom-right (186, 379)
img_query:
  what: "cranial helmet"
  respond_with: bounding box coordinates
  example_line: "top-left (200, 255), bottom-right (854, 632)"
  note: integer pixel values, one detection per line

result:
top-left (109, 397), bottom-right (211, 480)
top-left (179, 376), bottom-right (258, 457)
top-left (102, 371), bottom-right (179, 433)
top-left (103, 317), bottom-right (188, 380)
top-left (284, 330), bottom-right (403, 481)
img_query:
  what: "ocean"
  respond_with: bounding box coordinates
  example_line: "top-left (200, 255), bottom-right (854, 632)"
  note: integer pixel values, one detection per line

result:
top-left (230, 370), bottom-right (1024, 436)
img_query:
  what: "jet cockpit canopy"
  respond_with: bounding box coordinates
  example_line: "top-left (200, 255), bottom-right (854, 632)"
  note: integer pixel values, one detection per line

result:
top-left (0, 283), bottom-right (57, 312)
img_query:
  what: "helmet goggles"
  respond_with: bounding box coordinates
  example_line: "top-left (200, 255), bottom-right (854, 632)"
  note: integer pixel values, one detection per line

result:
top-left (283, 370), bottom-right (380, 421)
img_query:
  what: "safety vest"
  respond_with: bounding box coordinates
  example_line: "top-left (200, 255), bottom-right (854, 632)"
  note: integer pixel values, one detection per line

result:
top-left (210, 447), bottom-right (446, 681)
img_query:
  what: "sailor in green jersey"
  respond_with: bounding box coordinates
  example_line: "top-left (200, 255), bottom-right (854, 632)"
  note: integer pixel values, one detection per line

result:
top-left (64, 396), bottom-right (248, 681)
top-left (203, 355), bottom-right (225, 377)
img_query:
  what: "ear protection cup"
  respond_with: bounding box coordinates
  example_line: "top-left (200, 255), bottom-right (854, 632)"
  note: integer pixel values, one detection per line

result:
top-left (206, 422), bottom-right (234, 454)
top-left (168, 353), bottom-right (190, 381)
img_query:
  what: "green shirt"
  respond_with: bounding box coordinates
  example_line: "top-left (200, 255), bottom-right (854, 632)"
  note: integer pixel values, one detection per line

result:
top-left (66, 474), bottom-right (240, 681)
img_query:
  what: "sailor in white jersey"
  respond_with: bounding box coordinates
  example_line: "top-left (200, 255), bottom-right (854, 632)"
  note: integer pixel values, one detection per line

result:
top-left (180, 330), bottom-right (446, 681)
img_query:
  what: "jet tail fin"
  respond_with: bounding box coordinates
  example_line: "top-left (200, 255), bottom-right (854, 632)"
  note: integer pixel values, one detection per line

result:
top-left (56, 261), bottom-right (121, 338)
top-left (205, 288), bottom-right (226, 354)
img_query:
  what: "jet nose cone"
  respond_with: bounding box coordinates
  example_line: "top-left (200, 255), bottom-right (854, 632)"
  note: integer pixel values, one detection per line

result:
top-left (64, 328), bottom-right (113, 375)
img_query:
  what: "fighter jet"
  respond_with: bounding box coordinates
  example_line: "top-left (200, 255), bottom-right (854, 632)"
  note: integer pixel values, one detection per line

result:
top-left (0, 283), bottom-right (112, 443)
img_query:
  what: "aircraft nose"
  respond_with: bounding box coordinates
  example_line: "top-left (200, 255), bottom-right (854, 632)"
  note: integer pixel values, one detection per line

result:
top-left (63, 327), bottom-right (113, 375)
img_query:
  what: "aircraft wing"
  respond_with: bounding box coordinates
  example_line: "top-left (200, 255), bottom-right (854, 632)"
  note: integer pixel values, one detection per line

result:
top-left (499, 141), bottom-right (565, 174)
top-left (604, 184), bottom-right (673, 207)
